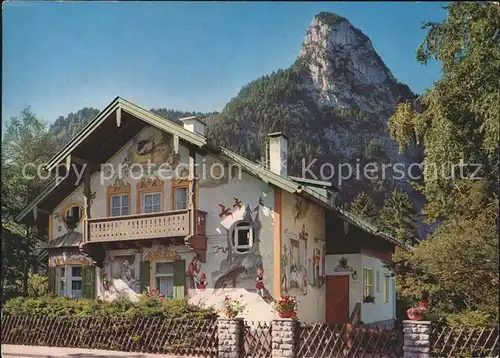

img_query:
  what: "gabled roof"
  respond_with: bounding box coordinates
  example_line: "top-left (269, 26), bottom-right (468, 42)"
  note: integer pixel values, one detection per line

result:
top-left (16, 97), bottom-right (333, 223)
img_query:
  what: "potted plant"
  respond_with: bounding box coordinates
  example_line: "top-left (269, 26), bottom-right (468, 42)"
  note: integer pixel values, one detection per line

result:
top-left (275, 295), bottom-right (298, 318)
top-left (407, 300), bottom-right (428, 320)
top-left (221, 295), bottom-right (246, 319)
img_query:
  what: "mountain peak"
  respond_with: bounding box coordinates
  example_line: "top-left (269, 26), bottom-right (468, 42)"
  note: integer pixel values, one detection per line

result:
top-left (298, 13), bottom-right (412, 114)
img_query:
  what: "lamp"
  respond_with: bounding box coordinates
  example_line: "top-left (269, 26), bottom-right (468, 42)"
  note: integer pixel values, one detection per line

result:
top-left (351, 270), bottom-right (357, 280)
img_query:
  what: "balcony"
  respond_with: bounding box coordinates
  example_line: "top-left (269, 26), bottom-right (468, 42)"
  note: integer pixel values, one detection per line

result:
top-left (85, 209), bottom-right (206, 243)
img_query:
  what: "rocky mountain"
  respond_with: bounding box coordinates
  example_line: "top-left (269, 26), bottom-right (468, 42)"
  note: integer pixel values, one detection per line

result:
top-left (207, 12), bottom-right (423, 213)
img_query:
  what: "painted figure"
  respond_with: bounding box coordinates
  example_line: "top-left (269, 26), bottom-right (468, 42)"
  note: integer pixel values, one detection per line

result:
top-left (256, 268), bottom-right (265, 297)
top-left (121, 260), bottom-right (138, 293)
top-left (187, 255), bottom-right (202, 291)
top-left (198, 272), bottom-right (207, 292)
top-left (281, 245), bottom-right (288, 293)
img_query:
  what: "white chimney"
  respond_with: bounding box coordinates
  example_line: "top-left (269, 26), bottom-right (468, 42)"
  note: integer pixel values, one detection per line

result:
top-left (268, 132), bottom-right (288, 176)
top-left (180, 116), bottom-right (206, 137)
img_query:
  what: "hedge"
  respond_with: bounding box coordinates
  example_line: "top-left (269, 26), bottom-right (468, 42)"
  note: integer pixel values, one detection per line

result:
top-left (2, 295), bottom-right (217, 320)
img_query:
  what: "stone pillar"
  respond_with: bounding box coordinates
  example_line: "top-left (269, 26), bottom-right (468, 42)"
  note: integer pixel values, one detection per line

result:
top-left (272, 318), bottom-right (299, 358)
top-left (217, 317), bottom-right (243, 358)
top-left (402, 320), bottom-right (432, 358)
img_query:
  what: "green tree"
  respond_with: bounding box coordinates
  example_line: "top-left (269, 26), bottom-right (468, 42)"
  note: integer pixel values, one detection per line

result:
top-left (349, 192), bottom-right (378, 224)
top-left (1, 107), bottom-right (58, 299)
top-left (379, 190), bottom-right (418, 244)
top-left (388, 2), bottom-right (499, 321)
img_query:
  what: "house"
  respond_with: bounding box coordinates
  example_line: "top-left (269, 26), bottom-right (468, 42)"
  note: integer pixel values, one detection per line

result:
top-left (16, 97), bottom-right (403, 324)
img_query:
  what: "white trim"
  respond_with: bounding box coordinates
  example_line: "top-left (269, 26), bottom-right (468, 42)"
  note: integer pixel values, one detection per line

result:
top-left (231, 221), bottom-right (254, 253)
top-left (110, 194), bottom-right (129, 216)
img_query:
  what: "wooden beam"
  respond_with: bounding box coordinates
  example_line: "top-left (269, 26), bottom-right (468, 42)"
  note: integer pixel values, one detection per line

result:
top-left (48, 215), bottom-right (53, 241)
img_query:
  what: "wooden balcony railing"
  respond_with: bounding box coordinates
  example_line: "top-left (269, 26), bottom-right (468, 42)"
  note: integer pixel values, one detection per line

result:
top-left (85, 210), bottom-right (192, 243)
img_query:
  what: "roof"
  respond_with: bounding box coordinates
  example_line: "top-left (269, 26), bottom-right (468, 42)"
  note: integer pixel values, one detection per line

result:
top-left (47, 231), bottom-right (83, 249)
top-left (16, 97), bottom-right (334, 223)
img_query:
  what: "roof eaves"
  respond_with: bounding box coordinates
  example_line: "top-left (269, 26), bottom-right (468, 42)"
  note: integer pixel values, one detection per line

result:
top-left (15, 178), bottom-right (61, 222)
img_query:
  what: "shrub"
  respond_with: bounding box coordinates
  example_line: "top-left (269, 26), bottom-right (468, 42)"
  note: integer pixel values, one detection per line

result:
top-left (1, 295), bottom-right (217, 320)
top-left (444, 310), bottom-right (494, 328)
top-left (27, 274), bottom-right (49, 298)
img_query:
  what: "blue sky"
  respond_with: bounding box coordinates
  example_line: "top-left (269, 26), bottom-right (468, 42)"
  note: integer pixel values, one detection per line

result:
top-left (3, 1), bottom-right (448, 125)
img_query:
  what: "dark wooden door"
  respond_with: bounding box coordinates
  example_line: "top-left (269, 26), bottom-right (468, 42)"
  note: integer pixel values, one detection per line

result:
top-left (326, 275), bottom-right (349, 324)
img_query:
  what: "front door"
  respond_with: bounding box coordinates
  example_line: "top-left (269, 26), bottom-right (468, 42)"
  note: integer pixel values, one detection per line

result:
top-left (326, 275), bottom-right (349, 324)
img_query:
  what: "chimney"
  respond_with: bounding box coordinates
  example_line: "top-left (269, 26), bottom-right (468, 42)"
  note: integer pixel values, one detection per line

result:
top-left (180, 116), bottom-right (206, 137)
top-left (268, 132), bottom-right (288, 176)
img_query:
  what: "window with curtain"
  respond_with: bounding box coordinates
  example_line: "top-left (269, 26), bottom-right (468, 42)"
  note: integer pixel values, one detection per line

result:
top-left (110, 195), bottom-right (129, 216)
top-left (143, 193), bottom-right (161, 213)
top-left (174, 187), bottom-right (188, 210)
top-left (363, 267), bottom-right (374, 298)
top-left (153, 261), bottom-right (174, 298)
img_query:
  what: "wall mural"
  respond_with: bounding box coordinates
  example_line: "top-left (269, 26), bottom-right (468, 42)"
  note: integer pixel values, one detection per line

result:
top-left (210, 198), bottom-right (271, 300)
top-left (186, 254), bottom-right (208, 294)
top-left (103, 129), bottom-right (181, 180)
top-left (198, 156), bottom-right (229, 188)
top-left (103, 250), bottom-right (141, 301)
top-left (48, 252), bottom-right (94, 267)
top-left (281, 224), bottom-right (325, 296)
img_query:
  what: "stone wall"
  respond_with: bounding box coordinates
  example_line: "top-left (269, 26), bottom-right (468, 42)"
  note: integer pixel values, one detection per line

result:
top-left (402, 320), bottom-right (431, 358)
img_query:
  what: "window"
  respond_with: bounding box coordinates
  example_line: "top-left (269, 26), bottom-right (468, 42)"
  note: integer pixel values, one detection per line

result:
top-left (110, 195), bottom-right (129, 216)
top-left (143, 193), bottom-right (161, 213)
top-left (384, 276), bottom-right (390, 303)
top-left (174, 187), bottom-right (188, 210)
top-left (64, 205), bottom-right (83, 229)
top-left (376, 270), bottom-right (380, 293)
top-left (363, 267), bottom-right (374, 299)
top-left (232, 221), bottom-right (254, 253)
top-left (57, 265), bottom-right (83, 298)
top-left (153, 261), bottom-right (174, 298)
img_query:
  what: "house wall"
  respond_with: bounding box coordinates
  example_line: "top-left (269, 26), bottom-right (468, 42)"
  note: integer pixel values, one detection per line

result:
top-left (326, 253), bottom-right (396, 324)
top-left (281, 191), bottom-right (326, 323)
top-left (49, 125), bottom-right (279, 321)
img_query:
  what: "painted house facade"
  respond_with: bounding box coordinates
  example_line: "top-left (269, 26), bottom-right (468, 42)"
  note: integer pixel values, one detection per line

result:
top-left (17, 97), bottom-right (401, 324)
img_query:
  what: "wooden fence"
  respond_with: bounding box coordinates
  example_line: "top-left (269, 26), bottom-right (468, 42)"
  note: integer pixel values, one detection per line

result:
top-left (431, 323), bottom-right (499, 358)
top-left (298, 322), bottom-right (404, 358)
top-left (243, 321), bottom-right (272, 357)
top-left (1, 315), bottom-right (218, 357)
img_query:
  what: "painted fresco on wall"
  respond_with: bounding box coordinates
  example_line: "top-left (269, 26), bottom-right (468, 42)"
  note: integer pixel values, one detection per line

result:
top-left (198, 155), bottom-right (229, 188)
top-left (209, 197), bottom-right (272, 299)
top-left (103, 250), bottom-right (141, 301)
top-left (186, 254), bottom-right (208, 294)
top-left (48, 252), bottom-right (94, 267)
top-left (281, 224), bottom-right (326, 296)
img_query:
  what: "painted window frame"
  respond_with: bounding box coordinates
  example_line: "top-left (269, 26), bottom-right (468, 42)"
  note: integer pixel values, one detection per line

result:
top-left (362, 267), bottom-right (374, 299)
top-left (383, 275), bottom-right (390, 303)
top-left (231, 221), bottom-right (254, 253)
top-left (171, 181), bottom-right (190, 210)
top-left (136, 179), bottom-right (164, 214)
top-left (151, 260), bottom-right (175, 298)
top-left (57, 265), bottom-right (83, 299)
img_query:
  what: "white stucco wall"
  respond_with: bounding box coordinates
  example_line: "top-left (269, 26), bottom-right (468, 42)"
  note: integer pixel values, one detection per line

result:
top-left (281, 191), bottom-right (326, 323)
top-left (326, 253), bottom-right (396, 324)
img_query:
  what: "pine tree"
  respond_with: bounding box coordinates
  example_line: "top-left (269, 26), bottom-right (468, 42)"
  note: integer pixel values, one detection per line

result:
top-left (349, 192), bottom-right (377, 224)
top-left (378, 190), bottom-right (418, 243)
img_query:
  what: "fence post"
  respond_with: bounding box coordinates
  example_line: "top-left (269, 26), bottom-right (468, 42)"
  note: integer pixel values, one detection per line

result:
top-left (217, 317), bottom-right (244, 358)
top-left (272, 318), bottom-right (299, 358)
top-left (402, 320), bottom-right (432, 358)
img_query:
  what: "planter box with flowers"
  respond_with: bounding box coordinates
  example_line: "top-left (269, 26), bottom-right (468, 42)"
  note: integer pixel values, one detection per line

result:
top-left (274, 295), bottom-right (298, 319)
top-left (220, 295), bottom-right (246, 319)
top-left (407, 300), bottom-right (428, 321)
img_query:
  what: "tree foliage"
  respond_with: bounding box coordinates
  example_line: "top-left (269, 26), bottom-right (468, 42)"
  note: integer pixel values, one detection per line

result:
top-left (389, 2), bottom-right (500, 321)
top-left (349, 191), bottom-right (377, 224)
top-left (379, 190), bottom-right (418, 244)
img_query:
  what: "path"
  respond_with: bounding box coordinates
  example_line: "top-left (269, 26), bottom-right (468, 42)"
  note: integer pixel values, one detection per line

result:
top-left (1, 345), bottom-right (194, 358)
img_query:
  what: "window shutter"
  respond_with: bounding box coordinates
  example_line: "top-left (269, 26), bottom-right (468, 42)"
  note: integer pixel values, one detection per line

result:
top-left (48, 267), bottom-right (56, 295)
top-left (140, 261), bottom-right (150, 294)
top-left (173, 259), bottom-right (186, 299)
top-left (82, 266), bottom-right (95, 298)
